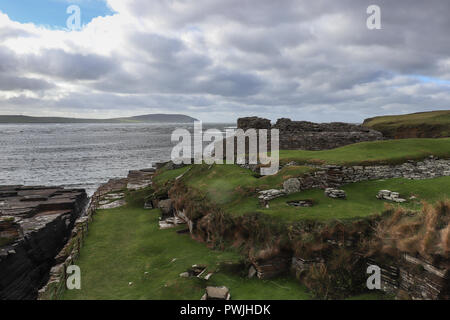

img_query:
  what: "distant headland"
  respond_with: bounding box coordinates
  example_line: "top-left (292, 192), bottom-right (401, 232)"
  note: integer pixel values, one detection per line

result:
top-left (0, 114), bottom-right (198, 124)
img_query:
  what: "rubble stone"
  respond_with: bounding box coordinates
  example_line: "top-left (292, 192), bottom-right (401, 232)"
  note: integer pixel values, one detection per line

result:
top-left (203, 286), bottom-right (231, 300)
top-left (283, 178), bottom-right (301, 194)
top-left (376, 190), bottom-right (406, 203)
top-left (324, 188), bottom-right (346, 199)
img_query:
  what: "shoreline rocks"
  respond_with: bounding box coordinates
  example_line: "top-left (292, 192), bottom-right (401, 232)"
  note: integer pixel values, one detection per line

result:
top-left (0, 186), bottom-right (88, 300)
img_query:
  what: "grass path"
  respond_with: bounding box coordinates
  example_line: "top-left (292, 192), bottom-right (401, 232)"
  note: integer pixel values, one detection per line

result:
top-left (61, 196), bottom-right (312, 300)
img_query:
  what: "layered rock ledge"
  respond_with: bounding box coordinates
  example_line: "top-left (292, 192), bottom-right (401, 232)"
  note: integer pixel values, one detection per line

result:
top-left (0, 186), bottom-right (88, 300)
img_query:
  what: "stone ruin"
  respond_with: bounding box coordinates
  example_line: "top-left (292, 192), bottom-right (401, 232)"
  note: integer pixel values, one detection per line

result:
top-left (248, 256), bottom-right (291, 280)
top-left (179, 264), bottom-right (211, 279)
top-left (237, 116), bottom-right (384, 151)
top-left (126, 168), bottom-right (155, 191)
top-left (287, 199), bottom-right (314, 207)
top-left (201, 286), bottom-right (231, 300)
top-left (376, 190), bottom-right (407, 203)
top-left (324, 188), bottom-right (347, 199)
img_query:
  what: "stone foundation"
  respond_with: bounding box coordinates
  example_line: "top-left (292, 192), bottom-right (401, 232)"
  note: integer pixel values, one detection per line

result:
top-left (258, 157), bottom-right (450, 201)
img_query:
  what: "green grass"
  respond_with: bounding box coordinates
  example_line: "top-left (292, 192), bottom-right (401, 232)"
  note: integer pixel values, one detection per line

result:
top-left (251, 176), bottom-right (450, 222)
top-left (61, 191), bottom-right (312, 300)
top-left (362, 110), bottom-right (450, 138)
top-left (278, 138), bottom-right (450, 165)
top-left (363, 110), bottom-right (450, 127)
top-left (178, 160), bottom-right (450, 221)
top-left (152, 165), bottom-right (193, 188)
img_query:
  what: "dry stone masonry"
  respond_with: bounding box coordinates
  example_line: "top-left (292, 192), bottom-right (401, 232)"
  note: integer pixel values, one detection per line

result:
top-left (201, 286), bottom-right (231, 300)
top-left (237, 117), bottom-right (384, 150)
top-left (257, 157), bottom-right (450, 203)
top-left (324, 188), bottom-right (346, 199)
top-left (376, 190), bottom-right (406, 203)
top-left (37, 168), bottom-right (156, 300)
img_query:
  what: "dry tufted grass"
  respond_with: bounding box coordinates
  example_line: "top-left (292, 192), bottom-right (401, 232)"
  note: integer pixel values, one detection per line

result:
top-left (374, 199), bottom-right (450, 259)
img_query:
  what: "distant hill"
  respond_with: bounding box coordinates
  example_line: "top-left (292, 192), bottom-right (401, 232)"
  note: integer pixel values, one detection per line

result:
top-left (362, 110), bottom-right (450, 139)
top-left (0, 114), bottom-right (198, 124)
top-left (114, 114), bottom-right (198, 123)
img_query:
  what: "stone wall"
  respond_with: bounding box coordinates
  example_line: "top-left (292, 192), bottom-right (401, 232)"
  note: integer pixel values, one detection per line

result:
top-left (36, 191), bottom-right (101, 300)
top-left (0, 186), bottom-right (88, 300)
top-left (364, 255), bottom-right (449, 300)
top-left (237, 117), bottom-right (384, 150)
top-left (290, 253), bottom-right (449, 299)
top-left (37, 168), bottom-right (155, 300)
top-left (250, 256), bottom-right (291, 280)
top-left (258, 157), bottom-right (450, 201)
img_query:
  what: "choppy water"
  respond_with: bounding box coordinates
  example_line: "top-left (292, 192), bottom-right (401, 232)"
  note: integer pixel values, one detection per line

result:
top-left (0, 123), bottom-right (231, 195)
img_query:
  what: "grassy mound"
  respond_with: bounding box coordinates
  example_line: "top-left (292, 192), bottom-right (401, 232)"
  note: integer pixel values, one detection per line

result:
top-left (255, 176), bottom-right (450, 221)
top-left (362, 110), bottom-right (450, 138)
top-left (279, 138), bottom-right (450, 165)
top-left (175, 162), bottom-right (450, 221)
top-left (152, 137), bottom-right (450, 222)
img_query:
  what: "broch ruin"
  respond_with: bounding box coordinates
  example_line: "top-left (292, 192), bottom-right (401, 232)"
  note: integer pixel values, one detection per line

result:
top-left (1, 116), bottom-right (449, 300)
top-left (237, 117), bottom-right (384, 150)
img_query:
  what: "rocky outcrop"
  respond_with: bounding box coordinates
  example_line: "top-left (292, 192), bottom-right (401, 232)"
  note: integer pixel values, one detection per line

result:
top-left (127, 169), bottom-right (155, 191)
top-left (0, 186), bottom-right (88, 300)
top-left (236, 117), bottom-right (384, 151)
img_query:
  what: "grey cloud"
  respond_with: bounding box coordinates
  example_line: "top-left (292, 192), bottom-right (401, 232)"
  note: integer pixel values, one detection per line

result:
top-left (0, 74), bottom-right (54, 91)
top-left (0, 26), bottom-right (34, 41)
top-left (1, 0), bottom-right (450, 122)
top-left (25, 49), bottom-right (116, 80)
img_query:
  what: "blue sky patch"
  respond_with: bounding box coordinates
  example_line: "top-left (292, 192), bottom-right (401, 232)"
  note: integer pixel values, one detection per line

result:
top-left (414, 75), bottom-right (450, 86)
top-left (0, 0), bottom-right (115, 29)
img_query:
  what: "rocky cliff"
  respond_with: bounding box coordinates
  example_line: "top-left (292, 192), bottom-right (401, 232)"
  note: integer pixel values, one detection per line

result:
top-left (0, 186), bottom-right (88, 300)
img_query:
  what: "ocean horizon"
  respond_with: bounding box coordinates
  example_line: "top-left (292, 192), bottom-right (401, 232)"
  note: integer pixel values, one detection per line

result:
top-left (0, 122), bottom-right (232, 195)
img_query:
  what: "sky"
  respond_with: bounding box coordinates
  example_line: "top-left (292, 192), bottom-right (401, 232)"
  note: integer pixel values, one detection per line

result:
top-left (0, 0), bottom-right (449, 123)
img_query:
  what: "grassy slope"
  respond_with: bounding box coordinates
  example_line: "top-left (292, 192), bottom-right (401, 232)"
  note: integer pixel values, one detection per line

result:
top-left (62, 138), bottom-right (450, 300)
top-left (362, 110), bottom-right (450, 138)
top-left (250, 176), bottom-right (450, 221)
top-left (179, 162), bottom-right (450, 221)
top-left (62, 189), bottom-right (312, 300)
top-left (279, 138), bottom-right (450, 165)
top-left (152, 139), bottom-right (450, 221)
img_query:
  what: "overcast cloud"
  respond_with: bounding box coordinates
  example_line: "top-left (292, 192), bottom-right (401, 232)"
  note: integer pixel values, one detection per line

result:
top-left (0, 0), bottom-right (449, 122)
